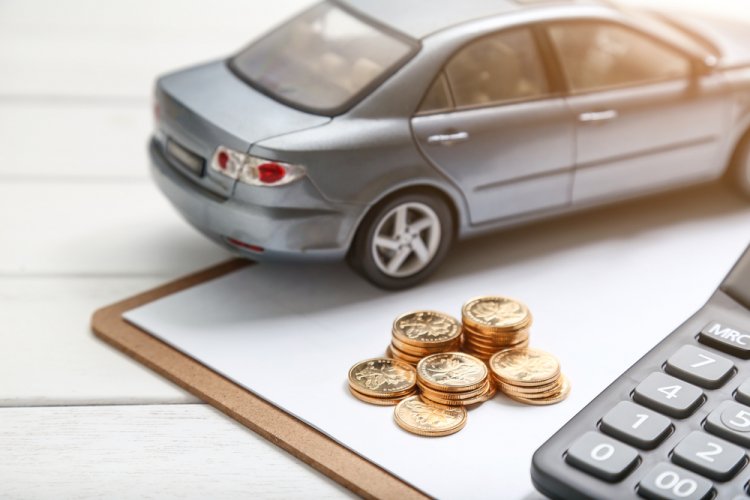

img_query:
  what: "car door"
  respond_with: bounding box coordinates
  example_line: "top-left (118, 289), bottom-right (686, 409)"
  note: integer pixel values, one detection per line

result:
top-left (411, 27), bottom-right (576, 226)
top-left (545, 21), bottom-right (729, 204)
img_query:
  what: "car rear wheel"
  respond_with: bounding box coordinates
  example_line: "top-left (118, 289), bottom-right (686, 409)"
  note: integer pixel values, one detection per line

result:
top-left (348, 192), bottom-right (453, 290)
top-left (732, 133), bottom-right (750, 197)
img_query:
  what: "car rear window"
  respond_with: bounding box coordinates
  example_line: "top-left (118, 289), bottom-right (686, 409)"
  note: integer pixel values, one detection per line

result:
top-left (230, 2), bottom-right (417, 115)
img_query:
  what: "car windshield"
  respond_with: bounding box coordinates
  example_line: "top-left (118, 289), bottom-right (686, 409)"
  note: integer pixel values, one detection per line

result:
top-left (230, 2), bottom-right (416, 114)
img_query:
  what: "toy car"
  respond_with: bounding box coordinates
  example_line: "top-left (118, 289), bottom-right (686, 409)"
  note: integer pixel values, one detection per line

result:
top-left (150, 0), bottom-right (750, 289)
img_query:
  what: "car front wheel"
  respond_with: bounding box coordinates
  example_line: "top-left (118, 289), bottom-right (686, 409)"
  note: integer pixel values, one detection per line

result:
top-left (349, 193), bottom-right (453, 290)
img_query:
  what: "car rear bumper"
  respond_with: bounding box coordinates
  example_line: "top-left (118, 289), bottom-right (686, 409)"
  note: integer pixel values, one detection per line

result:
top-left (149, 138), bottom-right (357, 261)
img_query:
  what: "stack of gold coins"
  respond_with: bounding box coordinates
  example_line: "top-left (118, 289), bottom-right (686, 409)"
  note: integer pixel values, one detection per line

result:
top-left (394, 395), bottom-right (467, 437)
top-left (461, 296), bottom-right (532, 360)
top-left (387, 311), bottom-right (462, 365)
top-left (416, 352), bottom-right (495, 407)
top-left (348, 358), bottom-right (417, 406)
top-left (489, 347), bottom-right (570, 405)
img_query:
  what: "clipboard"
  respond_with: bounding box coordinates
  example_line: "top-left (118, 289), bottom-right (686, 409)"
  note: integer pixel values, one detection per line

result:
top-left (91, 259), bottom-right (427, 500)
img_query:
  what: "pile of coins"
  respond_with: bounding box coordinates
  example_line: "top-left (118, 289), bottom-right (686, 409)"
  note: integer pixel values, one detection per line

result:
top-left (347, 295), bottom-right (570, 438)
top-left (490, 348), bottom-right (570, 406)
top-left (347, 358), bottom-right (417, 406)
top-left (461, 296), bottom-right (531, 361)
top-left (387, 311), bottom-right (462, 365)
top-left (416, 352), bottom-right (495, 408)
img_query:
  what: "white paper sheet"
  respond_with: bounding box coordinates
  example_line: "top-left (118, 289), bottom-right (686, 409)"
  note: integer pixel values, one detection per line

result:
top-left (125, 186), bottom-right (750, 499)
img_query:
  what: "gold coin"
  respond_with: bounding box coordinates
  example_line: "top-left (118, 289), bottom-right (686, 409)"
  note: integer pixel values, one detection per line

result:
top-left (418, 379), bottom-right (492, 400)
top-left (421, 383), bottom-right (496, 407)
top-left (462, 328), bottom-right (530, 345)
top-left (388, 345), bottom-right (425, 364)
top-left (392, 311), bottom-right (461, 347)
top-left (489, 348), bottom-right (560, 387)
top-left (393, 395), bottom-right (467, 436)
top-left (462, 296), bottom-right (532, 332)
top-left (391, 336), bottom-right (460, 355)
top-left (503, 375), bottom-right (570, 405)
top-left (497, 379), bottom-right (564, 399)
top-left (349, 386), bottom-right (415, 406)
top-left (348, 357), bottom-right (417, 398)
top-left (495, 377), bottom-right (561, 395)
top-left (463, 334), bottom-right (528, 351)
top-left (417, 352), bottom-right (488, 392)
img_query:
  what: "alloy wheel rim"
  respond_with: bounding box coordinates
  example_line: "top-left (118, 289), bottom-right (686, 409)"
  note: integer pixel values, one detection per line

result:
top-left (371, 202), bottom-right (442, 278)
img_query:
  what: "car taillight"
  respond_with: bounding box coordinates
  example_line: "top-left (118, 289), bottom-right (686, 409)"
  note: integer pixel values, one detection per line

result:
top-left (217, 151), bottom-right (229, 170)
top-left (257, 162), bottom-right (285, 184)
top-left (210, 146), bottom-right (305, 187)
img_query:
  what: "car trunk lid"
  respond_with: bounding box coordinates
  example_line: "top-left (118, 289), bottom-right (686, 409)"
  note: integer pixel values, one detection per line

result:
top-left (155, 60), bottom-right (330, 197)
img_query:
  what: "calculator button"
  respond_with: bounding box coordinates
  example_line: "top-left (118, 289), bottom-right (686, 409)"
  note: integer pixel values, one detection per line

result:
top-left (698, 321), bottom-right (750, 359)
top-left (734, 378), bottom-right (750, 406)
top-left (637, 462), bottom-right (713, 500)
top-left (705, 400), bottom-right (750, 447)
top-left (671, 430), bottom-right (745, 481)
top-left (633, 372), bottom-right (703, 418)
top-left (665, 345), bottom-right (734, 389)
top-left (565, 431), bottom-right (639, 482)
top-left (600, 401), bottom-right (672, 449)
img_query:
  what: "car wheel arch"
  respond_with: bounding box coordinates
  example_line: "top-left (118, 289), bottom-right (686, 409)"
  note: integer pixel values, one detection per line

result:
top-left (349, 183), bottom-right (463, 249)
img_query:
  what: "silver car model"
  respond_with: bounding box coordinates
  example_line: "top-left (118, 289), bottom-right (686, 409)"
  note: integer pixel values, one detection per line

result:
top-left (150, 0), bottom-right (750, 289)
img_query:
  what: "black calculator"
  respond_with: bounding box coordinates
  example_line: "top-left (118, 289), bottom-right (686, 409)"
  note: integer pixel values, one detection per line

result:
top-left (532, 244), bottom-right (750, 499)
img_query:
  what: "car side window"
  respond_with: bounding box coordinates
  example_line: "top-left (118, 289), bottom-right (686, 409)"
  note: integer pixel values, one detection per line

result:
top-left (444, 28), bottom-right (550, 110)
top-left (418, 73), bottom-right (453, 114)
top-left (547, 23), bottom-right (692, 94)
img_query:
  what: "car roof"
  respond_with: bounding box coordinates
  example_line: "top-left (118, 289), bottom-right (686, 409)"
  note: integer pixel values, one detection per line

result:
top-left (339, 0), bottom-right (610, 39)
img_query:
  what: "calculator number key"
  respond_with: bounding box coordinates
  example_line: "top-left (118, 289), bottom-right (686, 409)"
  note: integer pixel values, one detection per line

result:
top-left (565, 431), bottom-right (639, 482)
top-left (671, 430), bottom-right (745, 481)
top-left (633, 372), bottom-right (704, 418)
top-left (665, 345), bottom-right (734, 389)
top-left (638, 462), bottom-right (713, 500)
top-left (705, 400), bottom-right (750, 447)
top-left (600, 401), bottom-right (672, 449)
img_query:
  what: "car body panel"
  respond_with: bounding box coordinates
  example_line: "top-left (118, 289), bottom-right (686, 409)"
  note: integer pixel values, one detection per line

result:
top-left (150, 139), bottom-right (356, 259)
top-left (568, 75), bottom-right (730, 203)
top-left (412, 98), bottom-right (575, 224)
top-left (252, 117), bottom-right (470, 229)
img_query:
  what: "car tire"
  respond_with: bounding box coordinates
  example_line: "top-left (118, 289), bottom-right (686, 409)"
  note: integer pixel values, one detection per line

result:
top-left (348, 192), bottom-right (454, 290)
top-left (732, 132), bottom-right (750, 197)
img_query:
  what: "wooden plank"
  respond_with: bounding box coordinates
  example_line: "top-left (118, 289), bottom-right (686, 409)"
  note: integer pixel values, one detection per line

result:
top-left (0, 101), bottom-right (151, 179)
top-left (0, 0), bottom-right (312, 98)
top-left (0, 277), bottom-right (200, 406)
top-left (0, 181), bottom-right (230, 275)
top-left (0, 404), bottom-right (350, 499)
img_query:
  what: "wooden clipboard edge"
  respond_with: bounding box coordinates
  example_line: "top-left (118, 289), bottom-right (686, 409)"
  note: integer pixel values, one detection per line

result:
top-left (91, 259), bottom-right (428, 500)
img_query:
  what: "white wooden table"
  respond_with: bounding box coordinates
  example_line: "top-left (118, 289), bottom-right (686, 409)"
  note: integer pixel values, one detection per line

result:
top-left (0, 1), bottom-right (349, 497)
top-left (2, 1), bottom-right (748, 498)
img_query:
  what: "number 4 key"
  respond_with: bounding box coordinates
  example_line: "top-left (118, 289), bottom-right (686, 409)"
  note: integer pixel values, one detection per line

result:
top-left (633, 372), bottom-right (704, 418)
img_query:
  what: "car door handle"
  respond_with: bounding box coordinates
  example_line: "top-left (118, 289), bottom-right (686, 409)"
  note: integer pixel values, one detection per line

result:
top-left (578, 110), bottom-right (619, 123)
top-left (427, 131), bottom-right (470, 145)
